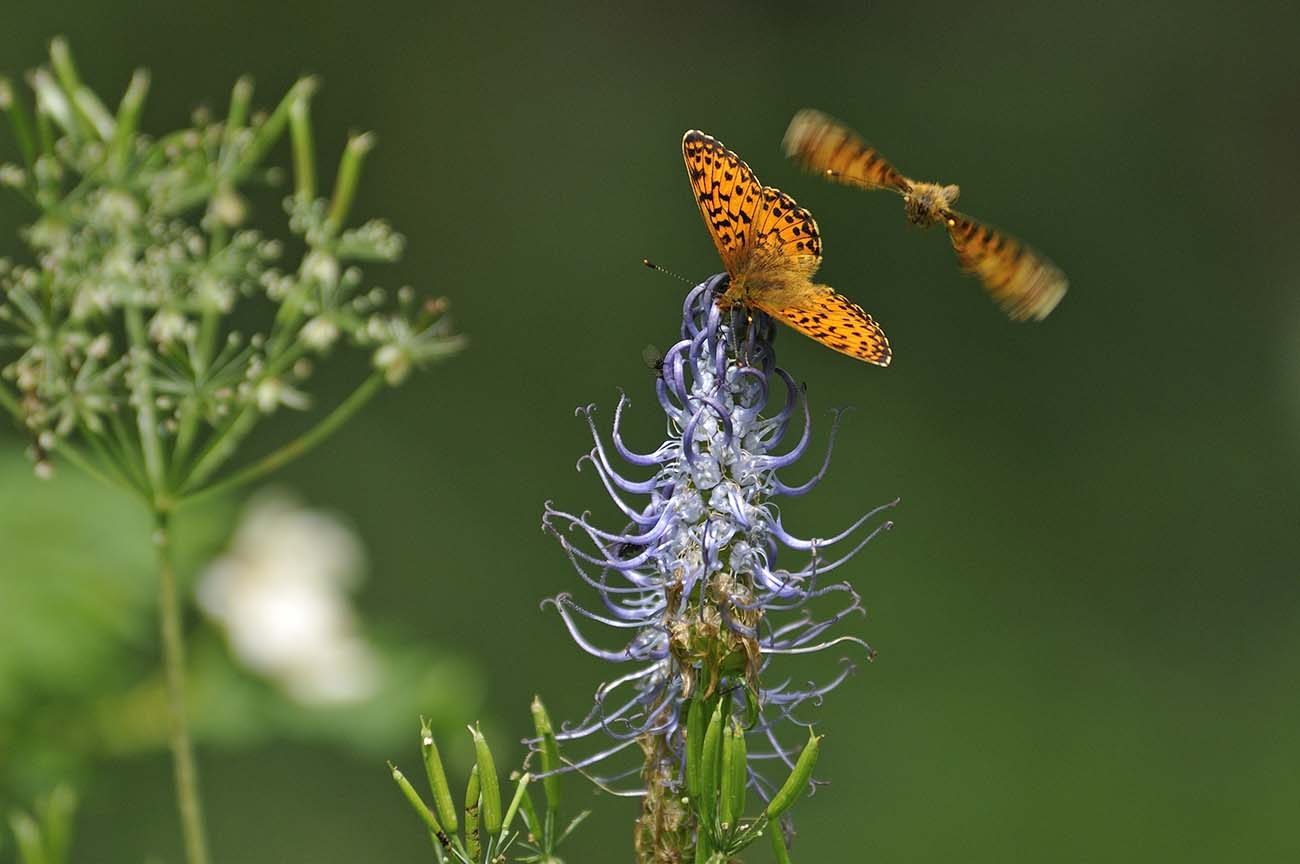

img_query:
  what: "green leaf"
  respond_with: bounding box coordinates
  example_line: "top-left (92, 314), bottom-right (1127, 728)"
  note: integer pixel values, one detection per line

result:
top-left (555, 809), bottom-right (591, 846)
top-left (34, 786), bottom-right (75, 864)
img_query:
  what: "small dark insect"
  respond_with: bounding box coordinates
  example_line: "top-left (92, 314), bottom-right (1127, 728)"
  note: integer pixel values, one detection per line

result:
top-left (641, 344), bottom-right (665, 379)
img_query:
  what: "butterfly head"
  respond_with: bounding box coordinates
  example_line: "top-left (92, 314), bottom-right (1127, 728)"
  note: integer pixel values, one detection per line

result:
top-left (903, 182), bottom-right (960, 227)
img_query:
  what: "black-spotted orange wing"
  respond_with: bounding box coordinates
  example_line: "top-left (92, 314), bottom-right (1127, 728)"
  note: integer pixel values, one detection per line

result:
top-left (750, 287), bottom-right (892, 366)
top-left (782, 108), bottom-right (911, 194)
top-left (682, 130), bottom-right (767, 273)
top-left (682, 130), bottom-right (891, 366)
top-left (944, 212), bottom-right (1067, 321)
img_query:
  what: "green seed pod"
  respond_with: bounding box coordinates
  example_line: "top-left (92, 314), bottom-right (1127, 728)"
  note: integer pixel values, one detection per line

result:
top-left (727, 720), bottom-right (748, 820)
top-left (420, 717), bottom-right (459, 834)
top-left (390, 762), bottom-right (443, 836)
top-left (719, 719), bottom-right (737, 828)
top-left (469, 724), bottom-right (503, 835)
top-left (686, 691), bottom-right (708, 799)
top-left (531, 695), bottom-right (563, 811)
top-left (764, 727), bottom-right (821, 821)
top-left (768, 817), bottom-right (793, 864)
top-left (464, 763), bottom-right (482, 860)
top-left (699, 700), bottom-right (725, 825)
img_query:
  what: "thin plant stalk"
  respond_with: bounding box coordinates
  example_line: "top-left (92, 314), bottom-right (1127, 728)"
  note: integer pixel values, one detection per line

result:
top-left (154, 510), bottom-right (212, 864)
top-left (183, 371), bottom-right (386, 503)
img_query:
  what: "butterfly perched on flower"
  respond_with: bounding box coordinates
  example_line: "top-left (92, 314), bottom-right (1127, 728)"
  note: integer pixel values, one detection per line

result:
top-left (682, 130), bottom-right (891, 366)
top-left (783, 109), bottom-right (1067, 322)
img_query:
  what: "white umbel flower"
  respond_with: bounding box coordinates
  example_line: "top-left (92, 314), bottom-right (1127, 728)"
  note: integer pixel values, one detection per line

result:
top-left (197, 491), bottom-right (380, 704)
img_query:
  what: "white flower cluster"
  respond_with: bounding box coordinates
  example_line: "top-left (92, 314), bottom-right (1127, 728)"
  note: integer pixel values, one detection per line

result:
top-left (197, 491), bottom-right (379, 705)
top-left (0, 41), bottom-right (463, 499)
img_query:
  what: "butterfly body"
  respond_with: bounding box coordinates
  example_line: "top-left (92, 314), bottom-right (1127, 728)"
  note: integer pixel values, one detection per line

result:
top-left (902, 181), bottom-right (961, 228)
top-left (682, 130), bottom-right (891, 367)
top-left (783, 109), bottom-right (1067, 321)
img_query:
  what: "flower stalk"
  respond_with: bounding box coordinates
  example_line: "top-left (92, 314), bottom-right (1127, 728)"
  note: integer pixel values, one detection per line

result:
top-left (0, 39), bottom-right (466, 864)
top-left (154, 510), bottom-right (210, 864)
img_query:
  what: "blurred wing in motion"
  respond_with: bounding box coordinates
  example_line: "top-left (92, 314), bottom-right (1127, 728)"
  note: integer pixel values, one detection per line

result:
top-left (944, 212), bottom-right (1068, 321)
top-left (783, 108), bottom-right (911, 194)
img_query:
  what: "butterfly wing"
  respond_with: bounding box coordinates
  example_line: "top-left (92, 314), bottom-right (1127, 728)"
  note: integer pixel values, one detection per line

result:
top-left (783, 109), bottom-right (911, 193)
top-left (682, 131), bottom-right (767, 274)
top-left (752, 287), bottom-right (892, 367)
top-left (684, 129), bottom-right (889, 366)
top-left (944, 211), bottom-right (1067, 321)
top-left (750, 186), bottom-right (823, 264)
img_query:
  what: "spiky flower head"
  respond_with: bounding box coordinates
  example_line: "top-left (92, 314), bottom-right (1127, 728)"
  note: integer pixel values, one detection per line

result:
top-left (540, 273), bottom-right (895, 857)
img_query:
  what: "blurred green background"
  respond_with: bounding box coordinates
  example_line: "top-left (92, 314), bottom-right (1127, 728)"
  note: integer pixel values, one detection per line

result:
top-left (2, 0), bottom-right (1299, 861)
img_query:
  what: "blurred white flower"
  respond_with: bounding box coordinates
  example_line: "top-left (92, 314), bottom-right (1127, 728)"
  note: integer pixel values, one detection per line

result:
top-left (300, 316), bottom-right (340, 352)
top-left (197, 491), bottom-right (380, 705)
top-left (253, 376), bottom-right (310, 413)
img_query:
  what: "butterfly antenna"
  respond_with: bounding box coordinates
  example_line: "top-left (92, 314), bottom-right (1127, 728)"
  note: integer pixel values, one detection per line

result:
top-left (642, 258), bottom-right (693, 285)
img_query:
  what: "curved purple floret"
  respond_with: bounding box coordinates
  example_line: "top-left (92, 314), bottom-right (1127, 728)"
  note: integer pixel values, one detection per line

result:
top-left (537, 273), bottom-right (896, 802)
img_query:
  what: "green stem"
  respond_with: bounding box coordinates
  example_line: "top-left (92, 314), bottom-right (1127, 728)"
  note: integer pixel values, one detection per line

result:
top-left (184, 371), bottom-right (386, 503)
top-left (0, 76), bottom-right (37, 171)
top-left (154, 510), bottom-right (212, 864)
top-left (125, 306), bottom-right (165, 495)
top-left (108, 69), bottom-right (149, 179)
top-left (324, 132), bottom-right (374, 236)
top-left (66, 434), bottom-right (145, 499)
top-left (180, 404), bottom-right (258, 494)
top-left (108, 408), bottom-right (152, 493)
top-left (0, 382), bottom-right (19, 419)
top-left (288, 94), bottom-right (315, 202)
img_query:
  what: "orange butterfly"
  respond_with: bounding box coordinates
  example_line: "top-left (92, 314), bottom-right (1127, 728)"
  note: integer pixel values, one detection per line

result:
top-left (682, 130), bottom-right (891, 367)
top-left (783, 109), bottom-right (1067, 321)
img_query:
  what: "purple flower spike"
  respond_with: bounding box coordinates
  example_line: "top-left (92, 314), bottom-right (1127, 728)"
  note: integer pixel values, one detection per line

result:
top-left (538, 274), bottom-right (896, 837)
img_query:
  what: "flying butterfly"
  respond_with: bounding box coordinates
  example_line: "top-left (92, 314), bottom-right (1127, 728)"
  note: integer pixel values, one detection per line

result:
top-left (782, 109), bottom-right (1067, 321)
top-left (682, 130), bottom-right (891, 366)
